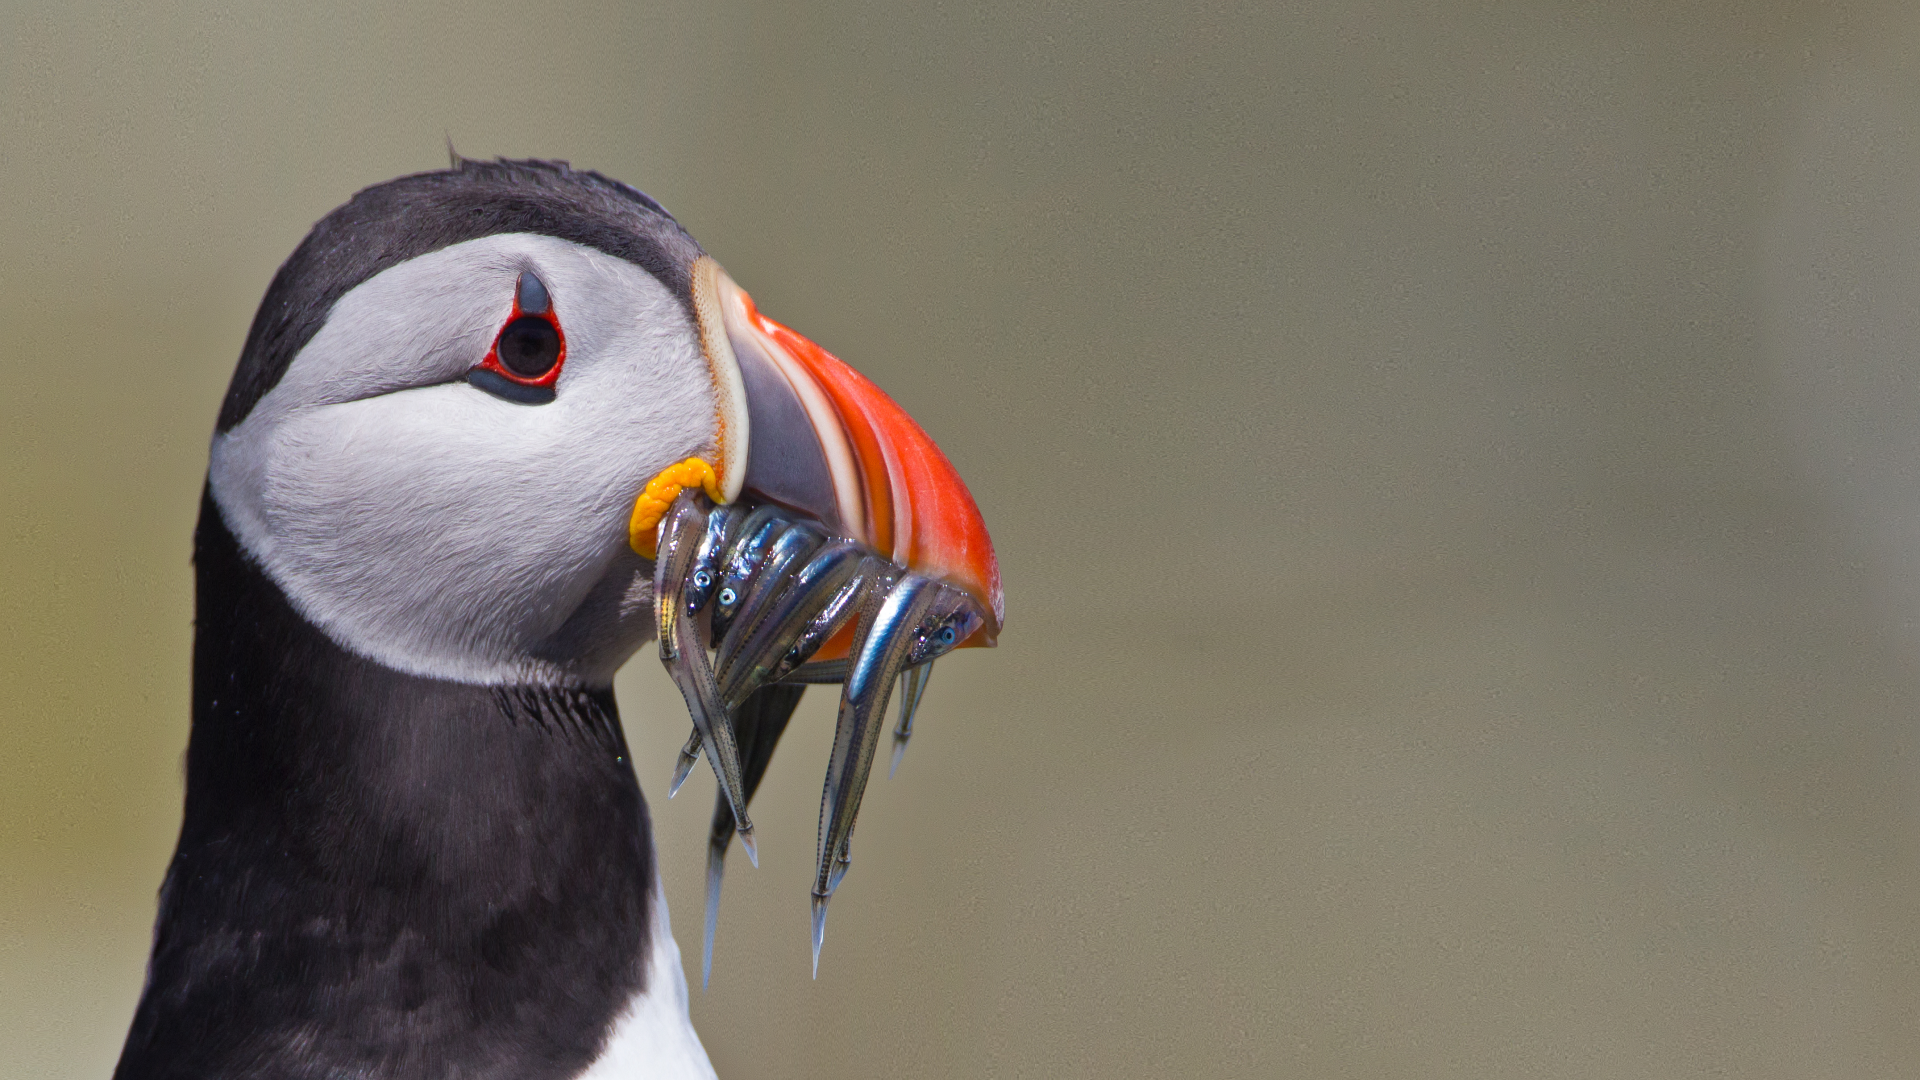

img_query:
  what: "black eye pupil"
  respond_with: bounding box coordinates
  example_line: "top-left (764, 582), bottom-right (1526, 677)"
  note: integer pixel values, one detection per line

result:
top-left (497, 316), bottom-right (561, 378)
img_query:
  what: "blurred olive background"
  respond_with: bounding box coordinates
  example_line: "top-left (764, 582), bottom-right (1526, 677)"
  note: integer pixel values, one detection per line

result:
top-left (9, 1), bottom-right (1920, 1076)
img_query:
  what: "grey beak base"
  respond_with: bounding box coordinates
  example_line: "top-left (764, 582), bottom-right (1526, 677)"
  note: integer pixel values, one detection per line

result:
top-left (734, 332), bottom-right (844, 533)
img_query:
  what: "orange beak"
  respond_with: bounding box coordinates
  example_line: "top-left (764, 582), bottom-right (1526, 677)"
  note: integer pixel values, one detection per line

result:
top-left (689, 257), bottom-right (1002, 647)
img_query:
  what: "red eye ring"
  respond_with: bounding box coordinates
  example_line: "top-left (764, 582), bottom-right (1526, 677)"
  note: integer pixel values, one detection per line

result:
top-left (473, 283), bottom-right (567, 389)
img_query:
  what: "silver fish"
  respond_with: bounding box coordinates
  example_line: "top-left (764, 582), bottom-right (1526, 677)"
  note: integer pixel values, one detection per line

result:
top-left (708, 506), bottom-right (785, 645)
top-left (713, 521), bottom-right (826, 683)
top-left (890, 662), bottom-right (933, 779)
top-left (888, 583), bottom-right (984, 776)
top-left (761, 557), bottom-right (896, 691)
top-left (810, 576), bottom-right (939, 973)
top-left (654, 492), bottom-right (759, 867)
top-left (699, 683), bottom-right (803, 989)
top-left (652, 498), bottom-right (993, 979)
top-left (666, 504), bottom-right (750, 797)
top-left (716, 539), bottom-right (863, 707)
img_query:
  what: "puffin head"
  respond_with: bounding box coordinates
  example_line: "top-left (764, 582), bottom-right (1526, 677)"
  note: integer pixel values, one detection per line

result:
top-left (207, 157), bottom-right (1000, 690)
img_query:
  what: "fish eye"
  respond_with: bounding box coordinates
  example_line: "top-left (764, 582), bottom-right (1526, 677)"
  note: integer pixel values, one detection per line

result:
top-left (718, 587), bottom-right (737, 606)
top-left (938, 625), bottom-right (957, 645)
top-left (692, 570), bottom-right (713, 590)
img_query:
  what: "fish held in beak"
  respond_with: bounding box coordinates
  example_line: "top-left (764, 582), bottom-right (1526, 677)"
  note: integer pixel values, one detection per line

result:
top-left (891, 661), bottom-right (935, 779)
top-left (653, 491), bottom-right (759, 868)
top-left (630, 258), bottom-right (1002, 979)
top-left (690, 256), bottom-right (1001, 642)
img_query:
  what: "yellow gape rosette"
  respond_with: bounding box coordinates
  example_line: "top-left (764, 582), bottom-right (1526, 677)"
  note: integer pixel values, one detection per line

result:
top-left (628, 458), bottom-right (725, 558)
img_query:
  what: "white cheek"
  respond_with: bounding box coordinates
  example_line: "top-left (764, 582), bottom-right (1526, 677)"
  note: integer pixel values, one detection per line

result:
top-left (262, 391), bottom-right (609, 671)
top-left (212, 234), bottom-right (720, 686)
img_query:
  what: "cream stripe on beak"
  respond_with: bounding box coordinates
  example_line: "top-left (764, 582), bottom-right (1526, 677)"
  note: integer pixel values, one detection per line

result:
top-left (689, 257), bottom-right (751, 506)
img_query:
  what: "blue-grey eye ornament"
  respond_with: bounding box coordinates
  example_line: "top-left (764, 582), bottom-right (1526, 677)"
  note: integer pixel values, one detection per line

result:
top-left (468, 271), bottom-right (565, 404)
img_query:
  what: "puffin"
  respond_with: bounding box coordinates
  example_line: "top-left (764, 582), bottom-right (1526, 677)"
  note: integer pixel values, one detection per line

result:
top-left (112, 157), bottom-right (1002, 1080)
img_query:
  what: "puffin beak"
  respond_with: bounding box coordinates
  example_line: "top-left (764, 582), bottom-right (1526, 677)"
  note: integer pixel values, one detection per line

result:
top-left (690, 256), bottom-right (1003, 648)
top-left (644, 257), bottom-right (1002, 979)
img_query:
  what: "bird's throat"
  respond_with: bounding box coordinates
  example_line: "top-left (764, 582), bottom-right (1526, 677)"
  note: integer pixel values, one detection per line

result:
top-left (113, 490), bottom-right (657, 1080)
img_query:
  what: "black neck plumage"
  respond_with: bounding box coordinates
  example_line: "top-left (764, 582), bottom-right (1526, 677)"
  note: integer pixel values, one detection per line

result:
top-left (114, 489), bottom-right (653, 1080)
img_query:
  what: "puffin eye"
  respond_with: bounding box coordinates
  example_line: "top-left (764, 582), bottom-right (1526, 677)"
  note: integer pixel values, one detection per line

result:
top-left (468, 271), bottom-right (566, 405)
top-left (497, 317), bottom-right (561, 377)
